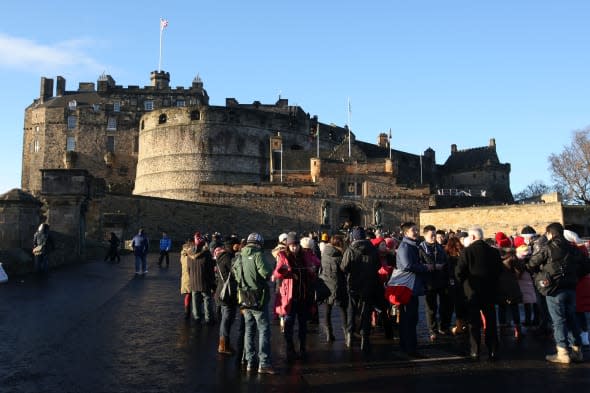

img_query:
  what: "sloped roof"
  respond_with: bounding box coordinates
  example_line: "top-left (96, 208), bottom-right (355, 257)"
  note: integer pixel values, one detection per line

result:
top-left (442, 146), bottom-right (502, 172)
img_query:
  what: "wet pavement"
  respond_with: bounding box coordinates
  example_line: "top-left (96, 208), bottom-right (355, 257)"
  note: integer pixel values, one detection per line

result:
top-left (1, 252), bottom-right (589, 393)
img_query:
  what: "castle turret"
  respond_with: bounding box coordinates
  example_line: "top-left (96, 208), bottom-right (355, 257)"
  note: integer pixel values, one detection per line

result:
top-left (150, 70), bottom-right (170, 89)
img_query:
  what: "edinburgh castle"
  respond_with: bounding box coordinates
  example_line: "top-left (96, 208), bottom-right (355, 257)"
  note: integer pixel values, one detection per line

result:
top-left (1, 70), bottom-right (520, 273)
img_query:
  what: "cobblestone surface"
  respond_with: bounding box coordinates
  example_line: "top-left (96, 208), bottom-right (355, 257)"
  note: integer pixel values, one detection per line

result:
top-left (1, 252), bottom-right (589, 393)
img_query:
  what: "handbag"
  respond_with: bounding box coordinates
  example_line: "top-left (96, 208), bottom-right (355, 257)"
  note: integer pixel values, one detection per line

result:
top-left (314, 276), bottom-right (331, 303)
top-left (385, 269), bottom-right (415, 305)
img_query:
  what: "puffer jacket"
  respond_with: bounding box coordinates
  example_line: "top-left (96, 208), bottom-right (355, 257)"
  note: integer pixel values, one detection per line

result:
top-left (319, 243), bottom-right (348, 305)
top-left (340, 239), bottom-right (380, 301)
top-left (396, 237), bottom-right (429, 296)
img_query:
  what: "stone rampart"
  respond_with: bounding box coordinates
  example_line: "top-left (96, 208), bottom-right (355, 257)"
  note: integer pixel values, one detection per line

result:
top-left (420, 202), bottom-right (564, 236)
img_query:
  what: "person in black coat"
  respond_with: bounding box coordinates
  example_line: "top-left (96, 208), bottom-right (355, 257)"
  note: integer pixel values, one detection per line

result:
top-left (340, 227), bottom-right (380, 351)
top-left (456, 226), bottom-right (503, 360)
top-left (319, 234), bottom-right (348, 342)
top-left (215, 237), bottom-right (241, 355)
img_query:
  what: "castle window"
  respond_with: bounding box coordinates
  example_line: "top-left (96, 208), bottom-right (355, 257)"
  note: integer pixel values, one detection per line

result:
top-left (159, 114), bottom-right (167, 124)
top-left (141, 120), bottom-right (145, 130)
top-left (144, 100), bottom-right (154, 111)
top-left (93, 104), bottom-right (100, 112)
top-left (190, 110), bottom-right (201, 121)
top-left (113, 101), bottom-right (121, 112)
top-left (133, 136), bottom-right (139, 153)
top-left (33, 140), bottom-right (40, 153)
top-left (66, 136), bottom-right (76, 152)
top-left (176, 100), bottom-right (185, 107)
top-left (67, 115), bottom-right (77, 129)
top-left (106, 136), bottom-right (115, 152)
top-left (107, 117), bottom-right (117, 131)
top-left (68, 100), bottom-right (77, 110)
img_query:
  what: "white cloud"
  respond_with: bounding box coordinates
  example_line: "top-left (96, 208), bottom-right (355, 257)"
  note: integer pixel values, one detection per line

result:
top-left (0, 33), bottom-right (108, 75)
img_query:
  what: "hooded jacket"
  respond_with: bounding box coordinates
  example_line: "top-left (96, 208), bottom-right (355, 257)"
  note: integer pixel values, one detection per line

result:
top-left (396, 237), bottom-right (429, 296)
top-left (340, 239), bottom-right (380, 300)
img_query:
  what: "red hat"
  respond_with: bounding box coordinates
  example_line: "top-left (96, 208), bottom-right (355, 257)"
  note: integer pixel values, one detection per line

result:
top-left (371, 237), bottom-right (385, 247)
top-left (513, 236), bottom-right (525, 248)
top-left (385, 237), bottom-right (397, 250)
top-left (495, 232), bottom-right (512, 248)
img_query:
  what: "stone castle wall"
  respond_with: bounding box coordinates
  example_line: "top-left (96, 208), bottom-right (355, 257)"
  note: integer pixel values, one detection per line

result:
top-left (420, 202), bottom-right (564, 236)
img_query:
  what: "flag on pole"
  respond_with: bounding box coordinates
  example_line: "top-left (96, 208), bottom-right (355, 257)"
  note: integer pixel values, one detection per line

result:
top-left (160, 18), bottom-right (169, 31)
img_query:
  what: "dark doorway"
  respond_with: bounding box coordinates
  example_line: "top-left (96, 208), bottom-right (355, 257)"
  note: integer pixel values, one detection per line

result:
top-left (338, 205), bottom-right (362, 229)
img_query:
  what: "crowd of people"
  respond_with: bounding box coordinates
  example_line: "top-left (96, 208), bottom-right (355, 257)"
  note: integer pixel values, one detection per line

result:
top-left (140, 222), bottom-right (590, 374)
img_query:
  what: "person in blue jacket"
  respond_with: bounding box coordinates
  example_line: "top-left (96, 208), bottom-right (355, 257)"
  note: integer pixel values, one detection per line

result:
top-left (396, 221), bottom-right (432, 356)
top-left (158, 231), bottom-right (172, 268)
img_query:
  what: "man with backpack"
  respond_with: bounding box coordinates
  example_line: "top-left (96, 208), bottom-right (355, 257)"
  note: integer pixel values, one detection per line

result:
top-left (528, 222), bottom-right (585, 363)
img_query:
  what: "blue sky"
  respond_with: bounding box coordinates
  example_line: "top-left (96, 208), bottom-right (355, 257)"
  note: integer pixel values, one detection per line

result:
top-left (1, 1), bottom-right (589, 195)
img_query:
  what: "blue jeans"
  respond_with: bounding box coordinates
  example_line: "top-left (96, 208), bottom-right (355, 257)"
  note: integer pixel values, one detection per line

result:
top-left (243, 306), bottom-right (272, 368)
top-left (134, 254), bottom-right (147, 273)
top-left (192, 291), bottom-right (212, 321)
top-left (219, 304), bottom-right (237, 337)
top-left (546, 289), bottom-right (581, 348)
top-left (399, 295), bottom-right (419, 353)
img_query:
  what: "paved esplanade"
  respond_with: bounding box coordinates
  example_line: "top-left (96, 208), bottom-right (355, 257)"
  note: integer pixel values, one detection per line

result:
top-left (1, 253), bottom-right (589, 393)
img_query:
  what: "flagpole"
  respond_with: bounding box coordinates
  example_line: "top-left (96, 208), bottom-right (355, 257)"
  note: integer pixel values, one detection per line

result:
top-left (347, 98), bottom-right (351, 158)
top-left (388, 128), bottom-right (392, 160)
top-left (316, 123), bottom-right (320, 158)
top-left (158, 23), bottom-right (163, 72)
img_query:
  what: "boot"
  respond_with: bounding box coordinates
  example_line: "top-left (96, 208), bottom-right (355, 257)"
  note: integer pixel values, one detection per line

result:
top-left (546, 346), bottom-right (571, 364)
top-left (344, 332), bottom-right (352, 349)
top-left (184, 305), bottom-right (190, 320)
top-left (286, 340), bottom-right (297, 361)
top-left (325, 326), bottom-right (335, 342)
top-left (571, 346), bottom-right (584, 363)
top-left (218, 336), bottom-right (234, 355)
top-left (514, 325), bottom-right (522, 341)
top-left (360, 335), bottom-right (370, 352)
top-left (452, 319), bottom-right (466, 335)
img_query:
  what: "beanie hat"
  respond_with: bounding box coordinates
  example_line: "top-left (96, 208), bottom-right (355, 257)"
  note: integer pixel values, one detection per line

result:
top-left (286, 232), bottom-right (299, 245)
top-left (194, 232), bottom-right (205, 248)
top-left (513, 236), bottom-right (525, 248)
top-left (321, 233), bottom-right (329, 242)
top-left (385, 237), bottom-right (397, 250)
top-left (278, 233), bottom-right (288, 244)
top-left (495, 232), bottom-right (512, 248)
top-left (300, 237), bottom-right (314, 250)
top-left (521, 226), bottom-right (536, 236)
top-left (563, 229), bottom-right (582, 245)
top-left (351, 227), bottom-right (366, 241)
top-left (246, 232), bottom-right (264, 245)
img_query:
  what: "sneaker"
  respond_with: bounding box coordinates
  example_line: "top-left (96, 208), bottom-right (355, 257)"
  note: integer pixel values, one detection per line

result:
top-left (246, 364), bottom-right (255, 373)
top-left (143, 270), bottom-right (148, 274)
top-left (581, 331), bottom-right (589, 347)
top-left (257, 366), bottom-right (277, 375)
top-left (429, 333), bottom-right (437, 343)
top-left (134, 271), bottom-right (140, 275)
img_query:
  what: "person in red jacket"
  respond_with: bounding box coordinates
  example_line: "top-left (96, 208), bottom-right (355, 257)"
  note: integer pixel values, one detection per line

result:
top-left (273, 232), bottom-right (317, 360)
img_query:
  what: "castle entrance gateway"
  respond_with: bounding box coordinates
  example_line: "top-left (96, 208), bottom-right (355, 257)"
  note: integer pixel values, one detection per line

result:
top-left (338, 204), bottom-right (362, 228)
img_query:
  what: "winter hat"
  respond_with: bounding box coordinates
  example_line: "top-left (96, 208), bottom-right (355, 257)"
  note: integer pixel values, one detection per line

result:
top-left (278, 233), bottom-right (288, 244)
top-left (286, 232), bottom-right (299, 245)
top-left (513, 236), bottom-right (526, 248)
top-left (321, 233), bottom-right (329, 242)
top-left (521, 226), bottom-right (536, 236)
top-left (246, 232), bottom-right (264, 245)
top-left (351, 227), bottom-right (366, 241)
top-left (384, 237), bottom-right (397, 250)
top-left (371, 237), bottom-right (385, 247)
top-left (563, 229), bottom-right (583, 245)
top-left (300, 237), bottom-right (314, 250)
top-left (495, 232), bottom-right (512, 248)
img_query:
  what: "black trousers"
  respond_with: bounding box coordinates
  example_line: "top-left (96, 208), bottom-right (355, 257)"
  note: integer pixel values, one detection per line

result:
top-left (158, 250), bottom-right (170, 266)
top-left (467, 301), bottom-right (498, 355)
top-left (424, 288), bottom-right (451, 333)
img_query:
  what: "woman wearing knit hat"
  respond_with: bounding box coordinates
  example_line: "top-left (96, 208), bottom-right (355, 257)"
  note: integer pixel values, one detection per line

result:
top-left (273, 232), bottom-right (318, 360)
